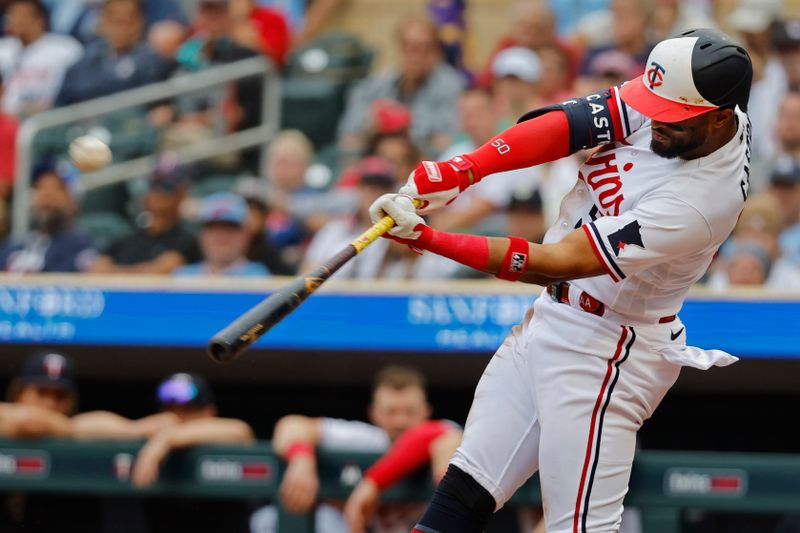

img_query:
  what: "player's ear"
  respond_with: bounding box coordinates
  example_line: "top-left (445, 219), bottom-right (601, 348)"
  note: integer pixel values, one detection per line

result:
top-left (712, 107), bottom-right (735, 129)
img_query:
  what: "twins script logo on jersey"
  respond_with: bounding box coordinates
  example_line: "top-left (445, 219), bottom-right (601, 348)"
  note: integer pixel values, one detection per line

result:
top-left (647, 62), bottom-right (666, 89)
top-left (580, 144), bottom-right (630, 216)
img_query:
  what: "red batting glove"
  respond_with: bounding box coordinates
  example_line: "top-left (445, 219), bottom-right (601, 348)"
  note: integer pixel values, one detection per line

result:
top-left (399, 155), bottom-right (479, 214)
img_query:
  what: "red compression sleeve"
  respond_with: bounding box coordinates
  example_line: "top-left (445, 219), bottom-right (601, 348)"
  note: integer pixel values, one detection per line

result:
top-left (415, 226), bottom-right (490, 272)
top-left (364, 420), bottom-right (450, 490)
top-left (462, 110), bottom-right (570, 180)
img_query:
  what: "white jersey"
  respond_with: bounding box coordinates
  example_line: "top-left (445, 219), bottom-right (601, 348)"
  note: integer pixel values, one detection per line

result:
top-left (544, 86), bottom-right (750, 323)
top-left (0, 33), bottom-right (83, 115)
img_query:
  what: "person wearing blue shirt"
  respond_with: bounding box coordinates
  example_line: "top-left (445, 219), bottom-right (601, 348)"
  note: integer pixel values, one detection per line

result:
top-left (174, 192), bottom-right (270, 278)
top-left (54, 0), bottom-right (173, 106)
top-left (0, 168), bottom-right (97, 273)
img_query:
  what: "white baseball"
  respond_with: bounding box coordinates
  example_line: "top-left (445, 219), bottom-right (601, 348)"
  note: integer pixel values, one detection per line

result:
top-left (69, 135), bottom-right (112, 172)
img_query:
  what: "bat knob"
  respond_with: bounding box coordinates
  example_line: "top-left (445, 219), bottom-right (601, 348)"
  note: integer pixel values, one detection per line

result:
top-left (207, 339), bottom-right (242, 364)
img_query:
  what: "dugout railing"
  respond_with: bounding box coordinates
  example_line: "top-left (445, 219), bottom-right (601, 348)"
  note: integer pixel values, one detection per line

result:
top-left (1, 438), bottom-right (799, 533)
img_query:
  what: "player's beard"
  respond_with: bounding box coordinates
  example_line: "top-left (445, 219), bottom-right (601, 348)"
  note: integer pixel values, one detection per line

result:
top-left (650, 133), bottom-right (705, 159)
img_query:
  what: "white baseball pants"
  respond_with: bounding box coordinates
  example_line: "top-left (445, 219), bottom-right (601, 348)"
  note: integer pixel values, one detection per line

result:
top-left (450, 294), bottom-right (683, 533)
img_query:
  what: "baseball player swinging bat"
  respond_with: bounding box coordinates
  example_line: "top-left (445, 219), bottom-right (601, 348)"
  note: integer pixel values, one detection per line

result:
top-left (207, 200), bottom-right (418, 363)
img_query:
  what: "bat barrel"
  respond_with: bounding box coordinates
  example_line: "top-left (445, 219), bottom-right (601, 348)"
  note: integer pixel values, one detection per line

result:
top-left (207, 276), bottom-right (311, 363)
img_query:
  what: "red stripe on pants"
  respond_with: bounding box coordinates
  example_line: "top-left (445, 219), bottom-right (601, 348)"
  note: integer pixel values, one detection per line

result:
top-left (572, 326), bottom-right (628, 533)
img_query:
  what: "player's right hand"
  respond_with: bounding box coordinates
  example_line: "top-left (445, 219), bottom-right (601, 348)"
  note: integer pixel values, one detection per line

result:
top-left (399, 156), bottom-right (477, 214)
top-left (279, 455), bottom-right (320, 514)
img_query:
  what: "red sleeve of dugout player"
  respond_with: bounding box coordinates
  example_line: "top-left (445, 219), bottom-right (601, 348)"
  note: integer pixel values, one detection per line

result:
top-left (364, 420), bottom-right (452, 490)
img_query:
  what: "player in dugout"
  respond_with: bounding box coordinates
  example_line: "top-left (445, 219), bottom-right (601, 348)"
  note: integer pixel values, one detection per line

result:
top-left (252, 365), bottom-right (461, 533)
top-left (369, 29), bottom-right (753, 533)
top-left (72, 372), bottom-right (255, 533)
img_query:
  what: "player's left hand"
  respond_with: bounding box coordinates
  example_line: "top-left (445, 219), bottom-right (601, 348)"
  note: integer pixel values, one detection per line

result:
top-left (132, 432), bottom-right (172, 488)
top-left (343, 478), bottom-right (380, 533)
top-left (369, 193), bottom-right (427, 242)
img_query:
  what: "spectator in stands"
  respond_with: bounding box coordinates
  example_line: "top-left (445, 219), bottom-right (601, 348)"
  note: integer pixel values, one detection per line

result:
top-left (43, 0), bottom-right (188, 44)
top-left (491, 46), bottom-right (542, 123)
top-left (574, 49), bottom-right (639, 95)
top-left (648, 0), bottom-right (716, 42)
top-left (427, 0), bottom-right (467, 74)
top-left (768, 156), bottom-right (800, 236)
top-left (89, 155), bottom-right (199, 275)
top-left (715, 241), bottom-right (773, 287)
top-left (173, 192), bottom-right (270, 277)
top-left (767, 158), bottom-right (800, 287)
top-left (337, 15), bottom-right (464, 157)
top-left (252, 365), bottom-right (461, 533)
top-left (229, 0), bottom-right (290, 68)
top-left (55, 0), bottom-right (173, 106)
top-left (301, 157), bottom-right (462, 279)
top-left (0, 0), bottom-right (82, 116)
top-left (771, 92), bottom-right (800, 170)
top-left (0, 71), bottom-right (16, 235)
top-left (534, 43), bottom-right (575, 105)
top-left (175, 0), bottom-right (259, 130)
top-left (148, 19), bottom-right (187, 62)
top-left (727, 0), bottom-right (783, 171)
top-left (475, 0), bottom-right (579, 89)
top-left (580, 0), bottom-right (654, 77)
top-left (234, 177), bottom-right (293, 274)
top-left (365, 131), bottom-right (422, 188)
top-left (263, 130), bottom-right (321, 256)
top-left (434, 87), bottom-right (540, 234)
top-left (773, 19), bottom-right (800, 94)
top-left (257, 0), bottom-right (345, 47)
top-left (0, 167), bottom-right (97, 273)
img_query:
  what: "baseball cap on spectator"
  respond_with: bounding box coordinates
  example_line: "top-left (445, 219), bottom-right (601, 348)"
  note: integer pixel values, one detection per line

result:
top-left (148, 153), bottom-right (191, 193)
top-left (156, 373), bottom-right (215, 408)
top-left (492, 47), bottom-right (541, 82)
top-left (770, 156), bottom-right (800, 186)
top-left (356, 156), bottom-right (396, 188)
top-left (772, 20), bottom-right (800, 52)
top-left (371, 99), bottom-right (412, 134)
top-left (17, 351), bottom-right (76, 393)
top-left (727, 0), bottom-right (780, 34)
top-left (587, 50), bottom-right (639, 79)
top-left (199, 192), bottom-right (248, 226)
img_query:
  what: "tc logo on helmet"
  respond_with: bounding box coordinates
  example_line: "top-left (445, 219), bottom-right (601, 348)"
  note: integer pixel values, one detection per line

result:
top-left (646, 62), bottom-right (666, 89)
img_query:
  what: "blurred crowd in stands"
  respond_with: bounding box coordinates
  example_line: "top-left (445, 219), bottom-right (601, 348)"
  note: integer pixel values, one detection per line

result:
top-left (0, 0), bottom-right (798, 289)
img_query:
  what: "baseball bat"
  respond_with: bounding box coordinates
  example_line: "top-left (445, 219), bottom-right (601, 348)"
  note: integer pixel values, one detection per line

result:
top-left (207, 202), bottom-right (416, 363)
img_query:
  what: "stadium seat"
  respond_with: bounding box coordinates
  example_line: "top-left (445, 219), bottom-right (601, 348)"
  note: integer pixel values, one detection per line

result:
top-left (286, 31), bottom-right (374, 83)
top-left (281, 78), bottom-right (347, 149)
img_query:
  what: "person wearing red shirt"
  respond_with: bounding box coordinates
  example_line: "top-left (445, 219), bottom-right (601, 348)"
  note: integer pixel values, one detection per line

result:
top-left (231, 0), bottom-right (290, 68)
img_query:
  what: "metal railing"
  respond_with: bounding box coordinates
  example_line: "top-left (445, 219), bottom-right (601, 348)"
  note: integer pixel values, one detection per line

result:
top-left (12, 56), bottom-right (280, 238)
top-left (2, 438), bottom-right (799, 533)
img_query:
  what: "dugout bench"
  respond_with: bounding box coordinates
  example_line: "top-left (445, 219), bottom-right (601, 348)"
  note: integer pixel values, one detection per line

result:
top-left (1, 438), bottom-right (799, 532)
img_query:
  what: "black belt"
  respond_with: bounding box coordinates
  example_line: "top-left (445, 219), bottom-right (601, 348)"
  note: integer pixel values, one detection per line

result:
top-left (547, 282), bottom-right (676, 323)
